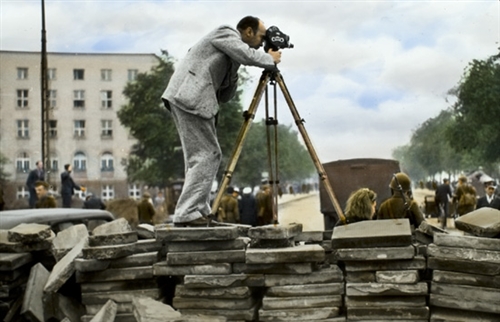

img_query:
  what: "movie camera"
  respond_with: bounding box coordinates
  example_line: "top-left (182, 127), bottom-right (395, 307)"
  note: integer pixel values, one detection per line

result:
top-left (264, 26), bottom-right (294, 52)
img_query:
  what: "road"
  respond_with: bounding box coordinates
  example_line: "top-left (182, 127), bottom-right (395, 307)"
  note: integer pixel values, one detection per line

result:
top-left (277, 192), bottom-right (324, 231)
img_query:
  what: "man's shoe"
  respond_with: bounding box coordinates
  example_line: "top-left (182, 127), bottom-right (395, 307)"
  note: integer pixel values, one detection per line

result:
top-left (174, 217), bottom-right (208, 227)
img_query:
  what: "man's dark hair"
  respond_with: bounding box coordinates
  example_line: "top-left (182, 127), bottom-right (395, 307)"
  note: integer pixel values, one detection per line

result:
top-left (64, 164), bottom-right (71, 171)
top-left (237, 16), bottom-right (260, 34)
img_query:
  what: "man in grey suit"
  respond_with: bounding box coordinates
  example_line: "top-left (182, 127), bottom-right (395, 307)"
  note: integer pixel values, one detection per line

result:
top-left (162, 16), bottom-right (281, 226)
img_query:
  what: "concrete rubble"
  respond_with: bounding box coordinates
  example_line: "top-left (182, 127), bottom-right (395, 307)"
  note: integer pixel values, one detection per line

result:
top-left (1, 208), bottom-right (500, 322)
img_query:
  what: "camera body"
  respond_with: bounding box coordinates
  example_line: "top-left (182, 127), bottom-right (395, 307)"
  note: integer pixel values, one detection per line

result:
top-left (264, 26), bottom-right (294, 52)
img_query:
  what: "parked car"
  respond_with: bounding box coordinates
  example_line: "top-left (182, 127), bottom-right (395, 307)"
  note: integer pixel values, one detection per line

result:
top-left (0, 208), bottom-right (115, 233)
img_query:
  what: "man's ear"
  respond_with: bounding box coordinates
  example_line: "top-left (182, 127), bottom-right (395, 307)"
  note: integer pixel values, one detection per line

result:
top-left (244, 27), bottom-right (254, 37)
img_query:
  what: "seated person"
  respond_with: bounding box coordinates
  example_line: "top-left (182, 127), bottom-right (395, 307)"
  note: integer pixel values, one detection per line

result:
top-left (336, 188), bottom-right (377, 226)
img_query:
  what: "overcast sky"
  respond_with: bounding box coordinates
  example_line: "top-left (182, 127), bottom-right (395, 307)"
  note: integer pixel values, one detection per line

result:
top-left (1, 0), bottom-right (499, 164)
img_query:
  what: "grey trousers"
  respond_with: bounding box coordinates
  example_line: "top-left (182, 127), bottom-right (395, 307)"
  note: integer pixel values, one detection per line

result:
top-left (169, 102), bottom-right (221, 223)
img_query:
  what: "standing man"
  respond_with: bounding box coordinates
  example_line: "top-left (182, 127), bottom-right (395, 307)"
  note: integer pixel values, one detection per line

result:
top-left (239, 186), bottom-right (258, 226)
top-left (476, 184), bottom-right (500, 210)
top-left (435, 178), bottom-right (453, 229)
top-left (218, 186), bottom-right (240, 223)
top-left (34, 181), bottom-right (56, 209)
top-left (137, 192), bottom-right (156, 225)
top-left (454, 175), bottom-right (477, 217)
top-left (60, 164), bottom-right (85, 208)
top-left (162, 16), bottom-right (281, 226)
top-left (26, 160), bottom-right (45, 208)
top-left (256, 184), bottom-right (274, 226)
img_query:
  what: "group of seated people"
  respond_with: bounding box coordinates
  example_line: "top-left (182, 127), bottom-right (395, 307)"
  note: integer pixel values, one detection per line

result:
top-left (336, 172), bottom-right (425, 228)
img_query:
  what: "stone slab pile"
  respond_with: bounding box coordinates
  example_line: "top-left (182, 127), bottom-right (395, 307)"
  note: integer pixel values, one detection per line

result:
top-left (454, 207), bottom-right (500, 238)
top-left (75, 218), bottom-right (162, 322)
top-left (0, 223), bottom-right (54, 320)
top-left (332, 219), bottom-right (429, 322)
top-left (427, 233), bottom-right (500, 321)
top-left (154, 225), bottom-right (251, 321)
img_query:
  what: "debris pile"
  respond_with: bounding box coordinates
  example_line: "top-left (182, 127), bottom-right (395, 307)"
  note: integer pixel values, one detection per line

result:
top-left (332, 219), bottom-right (429, 321)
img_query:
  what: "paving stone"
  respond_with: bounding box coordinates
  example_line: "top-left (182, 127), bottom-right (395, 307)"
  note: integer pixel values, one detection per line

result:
top-left (434, 233), bottom-right (500, 251)
top-left (247, 223), bottom-right (302, 240)
top-left (346, 307), bottom-right (429, 320)
top-left (294, 231), bottom-right (324, 243)
top-left (258, 307), bottom-right (339, 321)
top-left (432, 270), bottom-right (500, 288)
top-left (93, 217), bottom-right (132, 235)
top-left (88, 231), bottom-right (138, 247)
top-left (262, 295), bottom-right (342, 309)
top-left (165, 237), bottom-right (249, 253)
top-left (417, 221), bottom-right (447, 238)
top-left (264, 265), bottom-right (343, 286)
top-left (83, 243), bottom-right (136, 260)
top-left (414, 230), bottom-right (434, 245)
top-left (44, 238), bottom-right (86, 293)
top-left (345, 282), bottom-right (428, 296)
top-left (180, 316), bottom-right (227, 322)
top-left (109, 252), bottom-right (158, 269)
top-left (376, 270), bottom-right (419, 284)
top-left (155, 226), bottom-right (239, 242)
top-left (183, 274), bottom-right (264, 288)
top-left (232, 262), bottom-right (314, 274)
top-left (130, 239), bottom-right (163, 254)
top-left (345, 295), bottom-right (427, 307)
top-left (266, 283), bottom-right (344, 297)
top-left (331, 250), bottom-right (417, 271)
top-left (51, 224), bottom-right (89, 261)
top-left (246, 244), bottom-right (324, 264)
top-left (7, 223), bottom-right (52, 243)
top-left (81, 279), bottom-right (158, 293)
top-left (0, 252), bottom-right (33, 271)
top-left (153, 262), bottom-right (231, 276)
top-left (87, 299), bottom-right (117, 322)
top-left (44, 291), bottom-right (86, 322)
top-left (179, 307), bottom-right (256, 321)
top-left (454, 207), bottom-right (500, 237)
top-left (249, 237), bottom-right (295, 249)
top-left (321, 240), bottom-right (333, 252)
top-left (0, 262), bottom-right (31, 282)
top-left (81, 313), bottom-right (135, 322)
top-left (344, 271), bottom-right (376, 283)
top-left (430, 293), bottom-right (500, 314)
top-left (331, 219), bottom-right (412, 249)
top-left (0, 274), bottom-right (28, 298)
top-left (87, 302), bottom-right (133, 314)
top-left (427, 256), bottom-right (500, 275)
top-left (0, 229), bottom-right (55, 253)
top-left (431, 282), bottom-right (500, 303)
top-left (167, 249), bottom-right (245, 265)
top-left (428, 243), bottom-right (500, 264)
top-left (82, 288), bottom-right (160, 305)
top-left (136, 224), bottom-right (156, 239)
top-left (429, 306), bottom-right (500, 322)
top-left (335, 245), bottom-right (415, 261)
top-left (76, 266), bottom-right (154, 283)
top-left (75, 258), bottom-right (110, 272)
top-left (132, 296), bottom-right (182, 322)
top-left (176, 285), bottom-right (251, 298)
top-left (20, 262), bottom-right (50, 322)
top-left (173, 297), bottom-right (255, 310)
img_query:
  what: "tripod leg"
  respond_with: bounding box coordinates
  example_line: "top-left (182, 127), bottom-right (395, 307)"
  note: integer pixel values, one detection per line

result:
top-left (210, 71), bottom-right (271, 218)
top-left (274, 72), bottom-right (347, 224)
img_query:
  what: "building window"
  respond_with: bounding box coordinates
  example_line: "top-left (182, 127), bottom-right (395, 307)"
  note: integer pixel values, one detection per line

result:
top-left (73, 90), bottom-right (85, 108)
top-left (17, 89), bottom-right (29, 108)
top-left (47, 68), bottom-right (56, 80)
top-left (102, 185), bottom-right (115, 201)
top-left (73, 152), bottom-right (87, 171)
top-left (17, 186), bottom-right (29, 199)
top-left (16, 152), bottom-right (30, 172)
top-left (101, 120), bottom-right (112, 138)
top-left (50, 157), bottom-right (59, 171)
top-left (49, 120), bottom-right (57, 138)
top-left (73, 69), bottom-right (84, 80)
top-left (48, 90), bottom-right (57, 108)
top-left (100, 90), bottom-right (112, 109)
top-left (17, 120), bottom-right (29, 138)
top-left (129, 184), bottom-right (141, 200)
top-left (17, 68), bottom-right (28, 80)
top-left (101, 69), bottom-right (112, 81)
top-left (128, 69), bottom-right (138, 81)
top-left (101, 152), bottom-right (114, 172)
top-left (74, 120), bottom-right (85, 137)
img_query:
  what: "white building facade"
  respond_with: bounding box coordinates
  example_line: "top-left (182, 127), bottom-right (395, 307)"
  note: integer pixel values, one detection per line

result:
top-left (0, 51), bottom-right (159, 207)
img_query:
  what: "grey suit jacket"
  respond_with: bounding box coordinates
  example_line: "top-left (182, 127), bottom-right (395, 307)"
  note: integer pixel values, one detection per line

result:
top-left (162, 25), bottom-right (276, 119)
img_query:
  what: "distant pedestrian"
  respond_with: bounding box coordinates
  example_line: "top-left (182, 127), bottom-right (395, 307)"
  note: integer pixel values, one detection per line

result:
top-left (256, 184), bottom-right (274, 225)
top-left (476, 184), bottom-right (500, 210)
top-left (137, 192), bottom-right (156, 224)
top-left (218, 186), bottom-right (240, 223)
top-left (435, 178), bottom-right (452, 229)
top-left (26, 160), bottom-right (45, 208)
top-left (83, 193), bottom-right (106, 210)
top-left (34, 181), bottom-right (56, 209)
top-left (60, 164), bottom-right (85, 208)
top-left (454, 175), bottom-right (476, 217)
top-left (239, 186), bottom-right (258, 226)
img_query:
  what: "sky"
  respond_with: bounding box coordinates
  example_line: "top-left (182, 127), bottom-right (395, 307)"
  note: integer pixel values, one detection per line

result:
top-left (1, 0), bottom-right (499, 164)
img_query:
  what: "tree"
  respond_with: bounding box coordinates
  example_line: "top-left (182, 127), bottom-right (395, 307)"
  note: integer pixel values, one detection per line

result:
top-left (447, 50), bottom-right (500, 163)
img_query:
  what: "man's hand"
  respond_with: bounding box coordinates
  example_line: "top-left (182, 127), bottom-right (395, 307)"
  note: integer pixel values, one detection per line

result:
top-left (267, 49), bottom-right (281, 64)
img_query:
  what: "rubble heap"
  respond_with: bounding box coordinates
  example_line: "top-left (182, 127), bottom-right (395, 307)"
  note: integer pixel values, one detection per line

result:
top-left (332, 219), bottom-right (429, 321)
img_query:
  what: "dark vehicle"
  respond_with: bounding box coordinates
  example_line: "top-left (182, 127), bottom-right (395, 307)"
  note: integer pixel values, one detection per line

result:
top-left (319, 158), bottom-right (401, 230)
top-left (0, 208), bottom-right (115, 233)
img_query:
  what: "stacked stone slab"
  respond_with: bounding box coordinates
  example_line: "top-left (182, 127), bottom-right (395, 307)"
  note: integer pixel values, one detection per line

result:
top-left (332, 219), bottom-right (429, 322)
top-left (75, 218), bottom-right (162, 322)
top-left (247, 223), bottom-right (343, 322)
top-left (427, 233), bottom-right (500, 321)
top-left (154, 225), bottom-right (248, 321)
